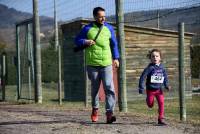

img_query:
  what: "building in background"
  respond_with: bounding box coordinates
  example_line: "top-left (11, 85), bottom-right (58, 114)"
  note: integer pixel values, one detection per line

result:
top-left (61, 19), bottom-right (193, 101)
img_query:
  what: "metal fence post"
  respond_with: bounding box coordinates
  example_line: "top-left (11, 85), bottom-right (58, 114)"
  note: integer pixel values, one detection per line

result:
top-left (54, 0), bottom-right (62, 105)
top-left (16, 25), bottom-right (21, 100)
top-left (1, 52), bottom-right (6, 101)
top-left (178, 22), bottom-right (186, 121)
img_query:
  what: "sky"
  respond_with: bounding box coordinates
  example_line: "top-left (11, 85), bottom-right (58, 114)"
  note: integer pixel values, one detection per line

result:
top-left (0, 0), bottom-right (199, 21)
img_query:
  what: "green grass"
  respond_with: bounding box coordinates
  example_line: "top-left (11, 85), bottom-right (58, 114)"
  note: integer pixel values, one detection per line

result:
top-left (127, 96), bottom-right (200, 125)
top-left (192, 79), bottom-right (200, 87)
top-left (1, 84), bottom-right (86, 110)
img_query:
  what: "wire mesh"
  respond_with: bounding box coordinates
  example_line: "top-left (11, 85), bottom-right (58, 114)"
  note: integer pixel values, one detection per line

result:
top-left (0, 0), bottom-right (199, 123)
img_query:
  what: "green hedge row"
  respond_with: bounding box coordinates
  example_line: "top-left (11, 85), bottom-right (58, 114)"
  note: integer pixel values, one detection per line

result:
top-left (4, 45), bottom-right (200, 85)
top-left (5, 46), bottom-right (63, 85)
top-left (191, 46), bottom-right (200, 78)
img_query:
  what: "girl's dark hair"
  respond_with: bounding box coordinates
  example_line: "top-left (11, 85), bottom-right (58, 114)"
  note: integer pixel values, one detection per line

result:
top-left (93, 7), bottom-right (105, 17)
top-left (147, 49), bottom-right (162, 59)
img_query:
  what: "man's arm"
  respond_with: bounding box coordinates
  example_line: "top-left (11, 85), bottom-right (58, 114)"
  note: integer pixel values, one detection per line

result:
top-left (106, 24), bottom-right (120, 59)
top-left (74, 25), bottom-right (92, 47)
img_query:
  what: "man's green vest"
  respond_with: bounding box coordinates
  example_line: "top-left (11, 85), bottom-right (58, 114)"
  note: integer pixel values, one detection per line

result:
top-left (85, 24), bottom-right (112, 66)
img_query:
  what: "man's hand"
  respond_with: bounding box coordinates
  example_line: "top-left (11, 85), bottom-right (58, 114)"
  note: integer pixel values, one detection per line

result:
top-left (113, 59), bottom-right (119, 68)
top-left (85, 39), bottom-right (95, 46)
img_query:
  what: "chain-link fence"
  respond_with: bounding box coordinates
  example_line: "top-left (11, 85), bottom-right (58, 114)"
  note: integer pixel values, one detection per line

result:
top-left (0, 0), bottom-right (199, 123)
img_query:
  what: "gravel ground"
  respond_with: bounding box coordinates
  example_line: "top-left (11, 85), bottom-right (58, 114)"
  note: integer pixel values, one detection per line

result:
top-left (0, 102), bottom-right (199, 134)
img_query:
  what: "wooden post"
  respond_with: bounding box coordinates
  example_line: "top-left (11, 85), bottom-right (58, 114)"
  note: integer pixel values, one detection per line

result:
top-left (33, 0), bottom-right (42, 103)
top-left (115, 0), bottom-right (128, 112)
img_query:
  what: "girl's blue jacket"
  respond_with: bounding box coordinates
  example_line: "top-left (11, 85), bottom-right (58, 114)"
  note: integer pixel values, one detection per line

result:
top-left (138, 63), bottom-right (169, 93)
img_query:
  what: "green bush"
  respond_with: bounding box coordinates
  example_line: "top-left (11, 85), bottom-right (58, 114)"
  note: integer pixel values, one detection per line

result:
top-left (4, 45), bottom-right (63, 85)
top-left (41, 46), bottom-right (58, 82)
top-left (191, 46), bottom-right (200, 78)
top-left (3, 52), bottom-right (16, 85)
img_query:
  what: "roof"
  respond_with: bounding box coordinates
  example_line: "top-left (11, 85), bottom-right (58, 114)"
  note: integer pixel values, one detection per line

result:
top-left (61, 18), bottom-right (194, 39)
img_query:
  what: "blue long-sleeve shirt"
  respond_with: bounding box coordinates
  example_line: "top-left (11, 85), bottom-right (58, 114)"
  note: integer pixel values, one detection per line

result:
top-left (74, 22), bottom-right (119, 59)
top-left (138, 63), bottom-right (169, 91)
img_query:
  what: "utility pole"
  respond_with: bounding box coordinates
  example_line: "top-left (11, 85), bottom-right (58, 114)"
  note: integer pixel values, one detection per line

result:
top-left (33, 0), bottom-right (42, 103)
top-left (16, 26), bottom-right (21, 100)
top-left (115, 0), bottom-right (128, 112)
top-left (178, 22), bottom-right (186, 121)
top-left (157, 10), bottom-right (160, 29)
top-left (54, 0), bottom-right (62, 105)
top-left (1, 52), bottom-right (6, 101)
top-left (54, 0), bottom-right (59, 51)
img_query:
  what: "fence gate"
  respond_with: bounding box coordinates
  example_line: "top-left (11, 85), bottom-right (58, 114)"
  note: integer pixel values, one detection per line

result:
top-left (16, 19), bottom-right (35, 100)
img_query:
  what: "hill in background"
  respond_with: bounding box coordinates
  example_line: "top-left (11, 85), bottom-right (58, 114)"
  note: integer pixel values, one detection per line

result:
top-left (0, 4), bottom-right (54, 50)
top-left (0, 4), bottom-right (199, 50)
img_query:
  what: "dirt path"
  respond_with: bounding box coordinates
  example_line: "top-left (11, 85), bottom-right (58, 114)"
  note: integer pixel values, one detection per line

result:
top-left (0, 102), bottom-right (199, 134)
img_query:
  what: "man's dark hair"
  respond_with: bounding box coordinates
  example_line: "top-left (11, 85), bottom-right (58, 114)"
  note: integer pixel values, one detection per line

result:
top-left (93, 7), bottom-right (105, 17)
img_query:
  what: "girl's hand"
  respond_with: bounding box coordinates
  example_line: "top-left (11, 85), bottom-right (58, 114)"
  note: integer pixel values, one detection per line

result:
top-left (166, 86), bottom-right (172, 91)
top-left (139, 89), bottom-right (144, 94)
